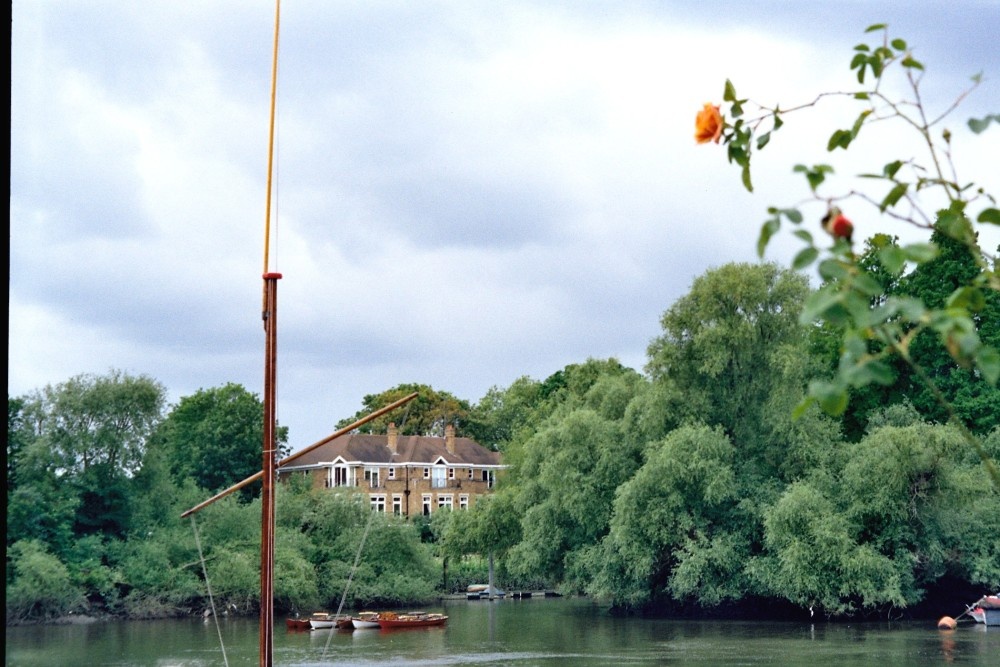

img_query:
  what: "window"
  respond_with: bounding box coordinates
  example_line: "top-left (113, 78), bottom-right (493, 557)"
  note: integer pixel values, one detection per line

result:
top-left (459, 494), bottom-right (469, 510)
top-left (392, 494), bottom-right (403, 516)
top-left (468, 468), bottom-right (474, 480)
top-left (364, 466), bottom-right (380, 488)
top-left (422, 494), bottom-right (432, 516)
top-left (388, 467), bottom-right (396, 480)
top-left (448, 467), bottom-right (455, 480)
top-left (330, 466), bottom-right (350, 488)
top-left (431, 466), bottom-right (447, 489)
top-left (370, 495), bottom-right (386, 512)
top-left (437, 494), bottom-right (453, 510)
top-left (482, 469), bottom-right (495, 489)
top-left (423, 467), bottom-right (430, 479)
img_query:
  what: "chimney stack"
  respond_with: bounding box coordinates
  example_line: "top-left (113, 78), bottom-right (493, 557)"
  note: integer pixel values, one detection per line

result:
top-left (387, 422), bottom-right (398, 454)
top-left (445, 423), bottom-right (456, 455)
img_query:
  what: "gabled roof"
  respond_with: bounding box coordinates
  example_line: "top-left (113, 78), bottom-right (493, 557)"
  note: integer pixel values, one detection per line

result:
top-left (286, 433), bottom-right (502, 468)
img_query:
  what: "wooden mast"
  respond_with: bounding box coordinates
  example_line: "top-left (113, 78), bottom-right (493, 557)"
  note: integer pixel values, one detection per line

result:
top-left (260, 273), bottom-right (280, 667)
top-left (260, 3), bottom-right (281, 665)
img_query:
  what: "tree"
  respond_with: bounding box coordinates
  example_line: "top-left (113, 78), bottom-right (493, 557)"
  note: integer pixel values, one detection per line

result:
top-left (8, 371), bottom-right (166, 542)
top-left (590, 425), bottom-right (740, 608)
top-left (646, 262), bottom-right (823, 482)
top-left (6, 540), bottom-right (86, 622)
top-left (464, 376), bottom-right (544, 451)
top-left (504, 408), bottom-right (641, 588)
top-left (336, 383), bottom-right (471, 437)
top-left (152, 383), bottom-right (288, 494)
top-left (32, 370), bottom-right (166, 476)
top-left (701, 24), bottom-right (1000, 486)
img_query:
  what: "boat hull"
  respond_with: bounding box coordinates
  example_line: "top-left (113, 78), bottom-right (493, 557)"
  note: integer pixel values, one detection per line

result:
top-left (377, 612), bottom-right (448, 629)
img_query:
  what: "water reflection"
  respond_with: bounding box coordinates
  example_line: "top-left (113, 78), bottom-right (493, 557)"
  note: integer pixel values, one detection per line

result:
top-left (6, 598), bottom-right (1000, 666)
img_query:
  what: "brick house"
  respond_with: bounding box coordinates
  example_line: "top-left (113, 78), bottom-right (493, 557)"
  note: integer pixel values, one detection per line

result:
top-left (278, 423), bottom-right (504, 517)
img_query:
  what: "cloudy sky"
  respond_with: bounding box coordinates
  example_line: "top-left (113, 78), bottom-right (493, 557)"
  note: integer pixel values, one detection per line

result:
top-left (11, 1), bottom-right (1000, 450)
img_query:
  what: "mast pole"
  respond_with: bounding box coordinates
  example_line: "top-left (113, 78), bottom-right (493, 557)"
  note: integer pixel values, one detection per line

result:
top-left (260, 273), bottom-right (280, 667)
top-left (261, 2), bottom-right (281, 665)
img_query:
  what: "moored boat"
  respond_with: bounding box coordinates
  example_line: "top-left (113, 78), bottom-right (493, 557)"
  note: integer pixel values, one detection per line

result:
top-left (351, 611), bottom-right (382, 629)
top-left (285, 616), bottom-right (311, 631)
top-left (969, 594), bottom-right (1000, 626)
top-left (377, 611), bottom-right (448, 629)
top-left (308, 612), bottom-right (341, 629)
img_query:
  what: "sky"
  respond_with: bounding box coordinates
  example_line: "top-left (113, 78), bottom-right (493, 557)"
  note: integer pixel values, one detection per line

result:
top-left (10, 1), bottom-right (1000, 452)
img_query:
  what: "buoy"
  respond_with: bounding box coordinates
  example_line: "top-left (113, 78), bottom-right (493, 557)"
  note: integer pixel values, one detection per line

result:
top-left (937, 616), bottom-right (957, 630)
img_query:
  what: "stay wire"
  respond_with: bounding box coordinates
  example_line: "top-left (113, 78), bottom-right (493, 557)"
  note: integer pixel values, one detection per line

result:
top-left (321, 505), bottom-right (377, 660)
top-left (191, 515), bottom-right (230, 667)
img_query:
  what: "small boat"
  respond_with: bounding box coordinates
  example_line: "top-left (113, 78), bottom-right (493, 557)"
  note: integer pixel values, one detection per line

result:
top-left (377, 611), bottom-right (448, 629)
top-left (285, 616), bottom-right (311, 631)
top-left (969, 594), bottom-right (1000, 626)
top-left (350, 611), bottom-right (383, 629)
top-left (307, 612), bottom-right (340, 629)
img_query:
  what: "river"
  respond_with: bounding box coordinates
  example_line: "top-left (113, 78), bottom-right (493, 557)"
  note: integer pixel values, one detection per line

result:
top-left (6, 596), bottom-right (997, 665)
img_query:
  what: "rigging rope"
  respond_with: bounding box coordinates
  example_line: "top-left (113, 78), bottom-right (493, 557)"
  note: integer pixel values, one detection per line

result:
top-left (321, 505), bottom-right (378, 659)
top-left (191, 515), bottom-right (230, 667)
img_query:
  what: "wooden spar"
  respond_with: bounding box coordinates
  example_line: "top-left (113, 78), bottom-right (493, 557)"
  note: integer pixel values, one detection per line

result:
top-left (262, 4), bottom-right (281, 664)
top-left (179, 391), bottom-right (418, 519)
top-left (260, 273), bottom-right (280, 667)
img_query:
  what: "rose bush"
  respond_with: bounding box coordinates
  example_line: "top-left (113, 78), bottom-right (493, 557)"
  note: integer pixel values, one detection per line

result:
top-left (697, 23), bottom-right (1000, 487)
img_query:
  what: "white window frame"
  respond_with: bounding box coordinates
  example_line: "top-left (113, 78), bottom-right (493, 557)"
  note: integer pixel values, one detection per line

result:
top-left (431, 465), bottom-right (447, 489)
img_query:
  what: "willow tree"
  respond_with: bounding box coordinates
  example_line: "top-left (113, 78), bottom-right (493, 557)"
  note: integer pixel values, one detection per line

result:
top-left (645, 262), bottom-right (834, 485)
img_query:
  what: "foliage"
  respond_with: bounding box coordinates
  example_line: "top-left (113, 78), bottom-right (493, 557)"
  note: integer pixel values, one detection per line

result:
top-left (702, 24), bottom-right (1000, 486)
top-left (646, 263), bottom-right (831, 482)
top-left (336, 383), bottom-right (471, 437)
top-left (6, 540), bottom-right (87, 622)
top-left (504, 407), bottom-right (643, 588)
top-left (152, 383), bottom-right (288, 494)
top-left (7, 371), bottom-right (166, 547)
top-left (588, 425), bottom-right (741, 608)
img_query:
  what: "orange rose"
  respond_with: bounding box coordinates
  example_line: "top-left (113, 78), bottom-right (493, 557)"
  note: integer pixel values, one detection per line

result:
top-left (694, 103), bottom-right (723, 144)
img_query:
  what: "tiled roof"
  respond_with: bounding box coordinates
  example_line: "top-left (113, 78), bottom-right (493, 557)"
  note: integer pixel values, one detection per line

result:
top-left (283, 433), bottom-right (502, 468)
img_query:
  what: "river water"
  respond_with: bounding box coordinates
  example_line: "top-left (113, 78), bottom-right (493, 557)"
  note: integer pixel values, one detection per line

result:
top-left (6, 596), bottom-right (997, 666)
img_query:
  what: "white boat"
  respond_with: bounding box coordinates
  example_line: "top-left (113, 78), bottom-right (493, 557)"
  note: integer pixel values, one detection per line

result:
top-left (308, 613), bottom-right (338, 629)
top-left (351, 611), bottom-right (382, 629)
top-left (969, 594), bottom-right (1000, 626)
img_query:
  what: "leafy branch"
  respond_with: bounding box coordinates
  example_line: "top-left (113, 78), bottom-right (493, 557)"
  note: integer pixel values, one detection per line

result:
top-left (699, 23), bottom-right (1000, 486)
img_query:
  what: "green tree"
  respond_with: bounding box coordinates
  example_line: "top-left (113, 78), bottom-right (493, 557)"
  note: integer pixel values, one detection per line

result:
top-left (504, 408), bottom-right (641, 588)
top-left (464, 376), bottom-right (544, 451)
top-left (646, 262), bottom-right (823, 482)
top-left (704, 24), bottom-right (1000, 487)
top-left (6, 540), bottom-right (86, 622)
top-left (336, 383), bottom-right (471, 437)
top-left (589, 425), bottom-right (741, 608)
top-left (153, 383), bottom-right (288, 493)
top-left (753, 482), bottom-right (902, 615)
top-left (33, 370), bottom-right (166, 476)
top-left (8, 371), bottom-right (164, 543)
